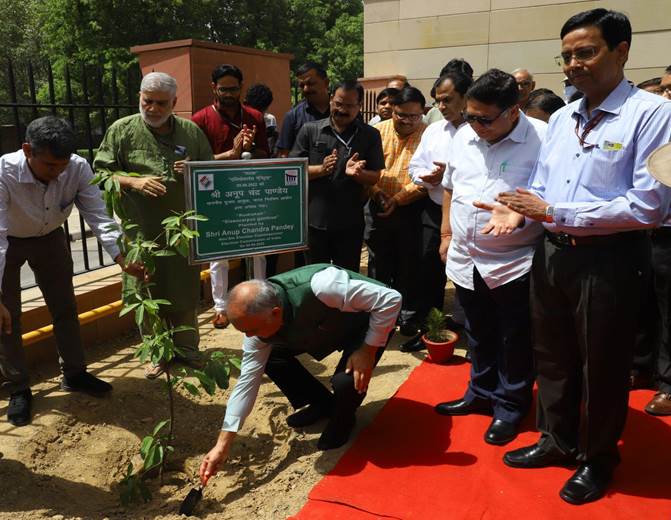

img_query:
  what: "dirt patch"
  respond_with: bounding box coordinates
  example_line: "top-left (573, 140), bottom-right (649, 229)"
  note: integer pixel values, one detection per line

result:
top-left (0, 300), bottom-right (470, 520)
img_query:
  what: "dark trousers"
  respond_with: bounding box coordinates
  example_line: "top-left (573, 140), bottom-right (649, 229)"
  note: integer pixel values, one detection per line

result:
top-left (264, 341), bottom-right (387, 420)
top-left (456, 268), bottom-right (534, 424)
top-left (416, 199), bottom-right (448, 321)
top-left (0, 228), bottom-right (86, 393)
top-left (631, 274), bottom-right (658, 378)
top-left (365, 200), bottom-right (423, 315)
top-left (307, 224), bottom-right (363, 272)
top-left (652, 230), bottom-right (671, 393)
top-left (532, 233), bottom-right (650, 463)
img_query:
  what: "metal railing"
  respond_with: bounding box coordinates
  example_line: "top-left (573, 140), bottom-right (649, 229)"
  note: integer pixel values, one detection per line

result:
top-left (0, 59), bottom-right (141, 289)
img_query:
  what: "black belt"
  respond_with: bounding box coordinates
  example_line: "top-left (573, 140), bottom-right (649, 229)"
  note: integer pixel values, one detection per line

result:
top-left (545, 230), bottom-right (645, 247)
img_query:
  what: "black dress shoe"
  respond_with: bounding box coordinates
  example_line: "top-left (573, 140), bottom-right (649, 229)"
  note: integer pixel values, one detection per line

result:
top-left (317, 414), bottom-right (356, 450)
top-left (434, 397), bottom-right (492, 416)
top-left (400, 333), bottom-right (425, 353)
top-left (504, 442), bottom-right (575, 468)
top-left (560, 462), bottom-right (614, 505)
top-left (61, 371), bottom-right (112, 396)
top-left (484, 418), bottom-right (518, 445)
top-left (398, 322), bottom-right (419, 337)
top-left (286, 403), bottom-right (331, 428)
top-left (8, 389), bottom-right (32, 427)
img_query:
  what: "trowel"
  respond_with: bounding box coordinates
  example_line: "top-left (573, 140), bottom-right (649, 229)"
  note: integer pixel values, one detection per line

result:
top-left (178, 485), bottom-right (204, 516)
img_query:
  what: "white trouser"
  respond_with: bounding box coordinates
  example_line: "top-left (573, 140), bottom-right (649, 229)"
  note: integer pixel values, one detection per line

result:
top-left (210, 257), bottom-right (267, 312)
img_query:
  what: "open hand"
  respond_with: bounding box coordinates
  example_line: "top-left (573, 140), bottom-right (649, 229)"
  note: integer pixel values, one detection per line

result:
top-left (496, 188), bottom-right (548, 221)
top-left (241, 124), bottom-right (256, 152)
top-left (321, 149), bottom-right (338, 176)
top-left (345, 152), bottom-right (367, 178)
top-left (419, 161), bottom-right (446, 186)
top-left (473, 200), bottom-right (524, 236)
top-left (173, 156), bottom-right (190, 175)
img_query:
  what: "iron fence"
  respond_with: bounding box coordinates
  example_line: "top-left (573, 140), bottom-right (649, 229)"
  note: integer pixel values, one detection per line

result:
top-left (290, 85), bottom-right (378, 124)
top-left (0, 59), bottom-right (142, 290)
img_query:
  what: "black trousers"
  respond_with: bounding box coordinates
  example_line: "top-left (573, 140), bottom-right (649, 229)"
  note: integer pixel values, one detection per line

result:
top-left (416, 199), bottom-right (448, 321)
top-left (264, 341), bottom-right (387, 420)
top-left (0, 228), bottom-right (86, 392)
top-left (456, 268), bottom-right (533, 424)
top-left (652, 230), bottom-right (671, 393)
top-left (307, 224), bottom-right (363, 272)
top-left (532, 232), bottom-right (650, 463)
top-left (365, 200), bottom-right (423, 315)
top-left (631, 274), bottom-right (658, 377)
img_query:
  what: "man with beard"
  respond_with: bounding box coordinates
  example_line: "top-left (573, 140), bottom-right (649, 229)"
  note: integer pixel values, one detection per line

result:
top-left (192, 64), bottom-right (269, 331)
top-left (94, 72), bottom-right (213, 379)
top-left (366, 87), bottom-right (427, 335)
top-left (290, 80), bottom-right (385, 272)
top-left (277, 62), bottom-right (331, 158)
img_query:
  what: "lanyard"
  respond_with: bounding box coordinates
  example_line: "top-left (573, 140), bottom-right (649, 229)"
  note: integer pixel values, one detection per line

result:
top-left (574, 110), bottom-right (606, 149)
top-left (212, 104), bottom-right (243, 131)
top-left (333, 127), bottom-right (358, 151)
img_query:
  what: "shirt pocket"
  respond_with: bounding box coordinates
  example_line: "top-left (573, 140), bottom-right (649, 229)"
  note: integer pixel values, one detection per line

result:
top-left (308, 140), bottom-right (329, 167)
top-left (588, 145), bottom-right (629, 195)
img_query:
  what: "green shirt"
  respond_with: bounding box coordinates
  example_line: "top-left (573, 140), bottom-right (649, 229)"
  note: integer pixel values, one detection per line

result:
top-left (94, 114), bottom-right (213, 310)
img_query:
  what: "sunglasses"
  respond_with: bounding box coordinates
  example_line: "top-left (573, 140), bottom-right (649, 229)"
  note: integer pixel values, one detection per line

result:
top-left (461, 107), bottom-right (511, 126)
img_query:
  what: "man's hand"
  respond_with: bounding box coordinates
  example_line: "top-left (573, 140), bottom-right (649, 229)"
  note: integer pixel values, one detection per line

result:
top-left (321, 149), bottom-right (338, 176)
top-left (131, 176), bottom-right (167, 197)
top-left (496, 188), bottom-right (548, 222)
top-left (473, 200), bottom-right (524, 236)
top-left (0, 303), bottom-right (11, 335)
top-left (114, 254), bottom-right (147, 281)
top-left (345, 344), bottom-right (377, 394)
top-left (375, 191), bottom-right (397, 218)
top-left (419, 161), bottom-right (446, 186)
top-left (173, 156), bottom-right (190, 175)
top-left (439, 235), bottom-right (451, 263)
top-left (199, 436), bottom-right (232, 486)
top-left (345, 153), bottom-right (367, 179)
top-left (241, 124), bottom-right (256, 152)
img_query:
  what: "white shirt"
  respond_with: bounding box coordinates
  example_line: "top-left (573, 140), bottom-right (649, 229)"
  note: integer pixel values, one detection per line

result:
top-left (442, 112), bottom-right (547, 290)
top-left (409, 118), bottom-right (464, 204)
top-left (0, 150), bottom-right (121, 282)
top-left (222, 266), bottom-right (401, 432)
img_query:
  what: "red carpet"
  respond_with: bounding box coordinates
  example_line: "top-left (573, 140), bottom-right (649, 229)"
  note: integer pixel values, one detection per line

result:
top-left (291, 359), bottom-right (671, 520)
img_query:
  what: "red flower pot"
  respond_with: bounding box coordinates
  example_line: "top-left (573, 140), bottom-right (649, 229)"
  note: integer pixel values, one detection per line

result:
top-left (422, 330), bottom-right (459, 364)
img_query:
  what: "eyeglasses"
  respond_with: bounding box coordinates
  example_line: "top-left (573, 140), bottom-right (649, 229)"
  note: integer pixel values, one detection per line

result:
top-left (462, 107), bottom-right (511, 126)
top-left (216, 86), bottom-right (241, 94)
top-left (517, 80), bottom-right (533, 88)
top-left (393, 111), bottom-right (423, 121)
top-left (331, 100), bottom-right (360, 110)
top-left (555, 46), bottom-right (599, 67)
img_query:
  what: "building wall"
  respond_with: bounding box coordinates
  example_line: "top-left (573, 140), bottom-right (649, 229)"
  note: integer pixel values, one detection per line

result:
top-left (363, 0), bottom-right (671, 98)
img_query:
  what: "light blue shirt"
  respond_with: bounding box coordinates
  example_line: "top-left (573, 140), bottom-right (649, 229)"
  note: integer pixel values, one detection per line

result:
top-left (222, 266), bottom-right (402, 432)
top-left (529, 78), bottom-right (671, 235)
top-left (442, 112), bottom-right (547, 290)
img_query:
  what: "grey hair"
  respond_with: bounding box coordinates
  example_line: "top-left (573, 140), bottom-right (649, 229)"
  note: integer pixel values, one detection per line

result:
top-left (140, 72), bottom-right (177, 98)
top-left (512, 68), bottom-right (534, 80)
top-left (227, 279), bottom-right (281, 315)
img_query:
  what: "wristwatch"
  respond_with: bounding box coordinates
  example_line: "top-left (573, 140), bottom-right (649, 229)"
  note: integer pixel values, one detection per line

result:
top-left (545, 205), bottom-right (555, 223)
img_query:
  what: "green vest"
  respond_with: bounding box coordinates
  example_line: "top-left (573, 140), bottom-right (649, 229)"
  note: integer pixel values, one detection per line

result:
top-left (266, 264), bottom-right (384, 360)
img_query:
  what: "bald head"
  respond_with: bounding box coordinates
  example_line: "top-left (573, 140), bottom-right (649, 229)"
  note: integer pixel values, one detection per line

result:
top-left (512, 69), bottom-right (536, 107)
top-left (227, 280), bottom-right (280, 318)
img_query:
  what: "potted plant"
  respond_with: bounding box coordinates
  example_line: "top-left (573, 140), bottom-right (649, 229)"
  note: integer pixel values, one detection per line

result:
top-left (422, 308), bottom-right (459, 363)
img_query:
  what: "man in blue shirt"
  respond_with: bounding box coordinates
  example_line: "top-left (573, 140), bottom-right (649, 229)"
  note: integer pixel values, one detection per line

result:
top-left (480, 9), bottom-right (671, 505)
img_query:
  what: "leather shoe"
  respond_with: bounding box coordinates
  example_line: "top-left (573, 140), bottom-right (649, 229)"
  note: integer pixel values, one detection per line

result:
top-left (317, 414), bottom-right (356, 450)
top-left (400, 333), bottom-right (425, 353)
top-left (484, 418), bottom-right (518, 445)
top-left (504, 442), bottom-right (575, 468)
top-left (287, 403), bottom-right (331, 428)
top-left (434, 397), bottom-right (492, 416)
top-left (61, 371), bottom-right (112, 396)
top-left (560, 461), bottom-right (615, 505)
top-left (7, 389), bottom-right (32, 427)
top-left (211, 312), bottom-right (229, 329)
top-left (644, 392), bottom-right (671, 415)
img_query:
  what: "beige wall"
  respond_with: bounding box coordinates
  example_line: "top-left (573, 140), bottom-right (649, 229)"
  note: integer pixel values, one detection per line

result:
top-left (364, 0), bottom-right (671, 98)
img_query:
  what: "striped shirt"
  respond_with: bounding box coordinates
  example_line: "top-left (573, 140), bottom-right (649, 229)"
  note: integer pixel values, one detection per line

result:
top-left (372, 119), bottom-right (427, 206)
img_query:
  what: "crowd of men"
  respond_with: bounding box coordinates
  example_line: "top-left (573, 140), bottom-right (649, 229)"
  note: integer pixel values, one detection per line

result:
top-left (1, 6), bottom-right (671, 508)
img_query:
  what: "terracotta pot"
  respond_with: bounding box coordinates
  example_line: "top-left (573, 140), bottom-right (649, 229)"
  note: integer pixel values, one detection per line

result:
top-left (422, 330), bottom-right (459, 364)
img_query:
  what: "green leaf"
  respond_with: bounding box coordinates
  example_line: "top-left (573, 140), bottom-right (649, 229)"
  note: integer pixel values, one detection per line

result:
top-left (194, 370), bottom-right (216, 395)
top-left (174, 239), bottom-right (189, 258)
top-left (152, 418), bottom-right (169, 435)
top-left (119, 302), bottom-right (140, 317)
top-left (135, 305), bottom-right (145, 328)
top-left (187, 214), bottom-right (208, 222)
top-left (229, 357), bottom-right (242, 370)
top-left (182, 381), bottom-right (200, 397)
top-left (140, 435), bottom-right (154, 458)
top-left (153, 249), bottom-right (176, 257)
top-left (143, 443), bottom-right (162, 471)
